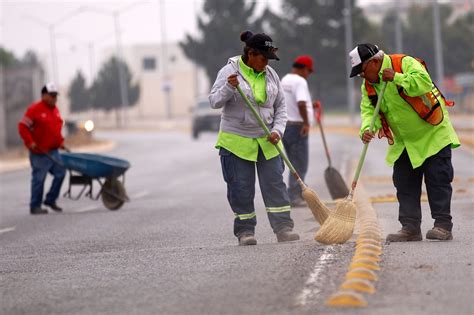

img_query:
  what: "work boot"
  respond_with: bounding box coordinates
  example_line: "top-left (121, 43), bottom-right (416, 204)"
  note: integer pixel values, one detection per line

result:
top-left (426, 227), bottom-right (453, 241)
top-left (276, 231), bottom-right (300, 243)
top-left (44, 201), bottom-right (63, 212)
top-left (238, 233), bottom-right (257, 246)
top-left (386, 228), bottom-right (422, 242)
top-left (30, 207), bottom-right (48, 215)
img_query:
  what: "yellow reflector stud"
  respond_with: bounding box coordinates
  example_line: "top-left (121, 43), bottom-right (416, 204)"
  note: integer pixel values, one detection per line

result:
top-left (350, 258), bottom-right (381, 271)
top-left (346, 268), bottom-right (379, 281)
top-left (340, 279), bottom-right (376, 294)
top-left (326, 290), bottom-right (368, 307)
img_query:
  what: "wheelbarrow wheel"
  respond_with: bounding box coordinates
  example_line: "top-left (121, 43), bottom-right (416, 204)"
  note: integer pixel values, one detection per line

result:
top-left (101, 178), bottom-right (127, 210)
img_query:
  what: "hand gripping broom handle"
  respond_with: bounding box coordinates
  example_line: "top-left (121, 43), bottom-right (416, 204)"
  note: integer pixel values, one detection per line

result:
top-left (236, 85), bottom-right (307, 189)
top-left (349, 81), bottom-right (387, 199)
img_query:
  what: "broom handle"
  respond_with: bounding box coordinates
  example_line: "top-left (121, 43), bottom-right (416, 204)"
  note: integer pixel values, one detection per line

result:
top-left (349, 81), bottom-right (387, 197)
top-left (236, 85), bottom-right (304, 185)
top-left (315, 102), bottom-right (332, 167)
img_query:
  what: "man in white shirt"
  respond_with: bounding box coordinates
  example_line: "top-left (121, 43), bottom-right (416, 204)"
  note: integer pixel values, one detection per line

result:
top-left (281, 55), bottom-right (315, 207)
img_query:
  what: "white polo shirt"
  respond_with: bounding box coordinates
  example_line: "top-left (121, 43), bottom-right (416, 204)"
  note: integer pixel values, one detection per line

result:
top-left (280, 73), bottom-right (314, 125)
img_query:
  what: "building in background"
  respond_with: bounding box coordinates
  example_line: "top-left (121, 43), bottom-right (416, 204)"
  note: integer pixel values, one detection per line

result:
top-left (72, 42), bottom-right (209, 126)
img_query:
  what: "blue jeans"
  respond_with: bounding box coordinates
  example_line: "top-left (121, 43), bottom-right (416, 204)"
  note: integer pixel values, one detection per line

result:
top-left (29, 150), bottom-right (66, 210)
top-left (219, 147), bottom-right (294, 237)
top-left (282, 124), bottom-right (309, 202)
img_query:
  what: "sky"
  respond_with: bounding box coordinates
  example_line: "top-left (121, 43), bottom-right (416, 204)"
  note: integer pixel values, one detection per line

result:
top-left (0, 0), bottom-right (212, 85)
top-left (0, 0), bottom-right (381, 86)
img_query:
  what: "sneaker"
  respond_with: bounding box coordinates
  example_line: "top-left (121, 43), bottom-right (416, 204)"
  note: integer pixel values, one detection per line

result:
top-left (44, 201), bottom-right (63, 212)
top-left (30, 207), bottom-right (48, 215)
top-left (426, 227), bottom-right (453, 241)
top-left (386, 228), bottom-right (422, 242)
top-left (276, 231), bottom-right (300, 242)
top-left (238, 234), bottom-right (257, 246)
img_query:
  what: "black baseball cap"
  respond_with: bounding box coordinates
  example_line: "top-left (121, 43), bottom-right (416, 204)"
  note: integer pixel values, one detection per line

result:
top-left (349, 43), bottom-right (380, 77)
top-left (240, 31), bottom-right (279, 61)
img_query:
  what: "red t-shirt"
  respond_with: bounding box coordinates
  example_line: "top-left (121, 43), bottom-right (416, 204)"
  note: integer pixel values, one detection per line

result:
top-left (18, 100), bottom-right (64, 154)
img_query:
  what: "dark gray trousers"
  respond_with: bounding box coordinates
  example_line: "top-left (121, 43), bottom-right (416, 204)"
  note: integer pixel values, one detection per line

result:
top-left (393, 145), bottom-right (454, 232)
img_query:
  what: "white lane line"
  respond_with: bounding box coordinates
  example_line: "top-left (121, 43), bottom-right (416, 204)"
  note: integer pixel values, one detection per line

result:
top-left (0, 226), bottom-right (16, 235)
top-left (295, 247), bottom-right (334, 306)
top-left (130, 190), bottom-right (149, 200)
top-left (75, 205), bottom-right (99, 213)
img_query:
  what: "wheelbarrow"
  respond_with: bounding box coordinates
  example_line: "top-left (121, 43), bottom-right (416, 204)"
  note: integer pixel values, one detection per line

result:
top-left (59, 153), bottom-right (131, 210)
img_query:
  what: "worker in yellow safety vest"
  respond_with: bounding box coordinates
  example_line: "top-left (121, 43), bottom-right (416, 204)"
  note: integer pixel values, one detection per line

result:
top-left (349, 43), bottom-right (460, 242)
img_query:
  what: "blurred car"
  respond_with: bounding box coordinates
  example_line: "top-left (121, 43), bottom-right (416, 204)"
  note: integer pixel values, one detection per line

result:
top-left (191, 99), bottom-right (221, 139)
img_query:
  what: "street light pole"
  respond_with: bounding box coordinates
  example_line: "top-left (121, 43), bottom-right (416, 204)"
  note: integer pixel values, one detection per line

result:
top-left (48, 25), bottom-right (59, 84)
top-left (159, 0), bottom-right (172, 119)
top-left (344, 0), bottom-right (355, 122)
top-left (26, 7), bottom-right (85, 85)
top-left (81, 2), bottom-right (148, 127)
top-left (113, 12), bottom-right (129, 128)
top-left (395, 1), bottom-right (403, 52)
top-left (432, 0), bottom-right (444, 90)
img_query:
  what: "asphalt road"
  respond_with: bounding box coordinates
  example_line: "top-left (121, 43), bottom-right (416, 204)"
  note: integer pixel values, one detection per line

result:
top-left (1, 129), bottom-right (472, 315)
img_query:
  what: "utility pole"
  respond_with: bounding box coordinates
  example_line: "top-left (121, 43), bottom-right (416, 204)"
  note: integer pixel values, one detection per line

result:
top-left (48, 25), bottom-right (59, 84)
top-left (81, 2), bottom-right (148, 127)
top-left (395, 1), bottom-right (403, 52)
top-left (26, 7), bottom-right (85, 85)
top-left (113, 12), bottom-right (129, 127)
top-left (432, 0), bottom-right (444, 90)
top-left (344, 0), bottom-right (355, 122)
top-left (160, 0), bottom-right (172, 119)
top-left (0, 65), bottom-right (6, 152)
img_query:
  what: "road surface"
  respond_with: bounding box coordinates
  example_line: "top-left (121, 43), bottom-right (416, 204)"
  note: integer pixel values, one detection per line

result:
top-left (1, 129), bottom-right (472, 314)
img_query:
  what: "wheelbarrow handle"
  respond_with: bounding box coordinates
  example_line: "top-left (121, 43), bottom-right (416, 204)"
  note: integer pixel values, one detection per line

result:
top-left (34, 146), bottom-right (66, 168)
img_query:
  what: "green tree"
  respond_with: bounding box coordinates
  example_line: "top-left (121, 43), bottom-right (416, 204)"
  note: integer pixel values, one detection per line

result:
top-left (68, 71), bottom-right (90, 113)
top-left (264, 0), bottom-right (381, 106)
top-left (21, 50), bottom-right (42, 69)
top-left (397, 4), bottom-right (473, 76)
top-left (180, 0), bottom-right (262, 83)
top-left (0, 47), bottom-right (18, 68)
top-left (0, 48), bottom-right (45, 74)
top-left (90, 57), bottom-right (140, 112)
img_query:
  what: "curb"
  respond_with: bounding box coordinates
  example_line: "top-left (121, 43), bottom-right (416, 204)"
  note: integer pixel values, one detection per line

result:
top-left (325, 180), bottom-right (383, 308)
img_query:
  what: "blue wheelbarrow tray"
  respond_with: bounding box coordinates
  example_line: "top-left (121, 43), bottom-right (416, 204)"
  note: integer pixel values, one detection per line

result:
top-left (61, 153), bottom-right (130, 178)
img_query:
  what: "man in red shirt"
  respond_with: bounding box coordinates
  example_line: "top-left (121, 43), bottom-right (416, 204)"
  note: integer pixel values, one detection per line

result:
top-left (19, 83), bottom-right (67, 214)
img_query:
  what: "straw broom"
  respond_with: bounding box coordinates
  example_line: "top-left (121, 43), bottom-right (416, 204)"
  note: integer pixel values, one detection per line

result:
top-left (236, 85), bottom-right (330, 225)
top-left (315, 81), bottom-right (387, 244)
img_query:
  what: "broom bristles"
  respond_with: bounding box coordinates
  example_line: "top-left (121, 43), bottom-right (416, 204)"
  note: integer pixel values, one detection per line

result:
top-left (301, 186), bottom-right (330, 225)
top-left (314, 198), bottom-right (356, 244)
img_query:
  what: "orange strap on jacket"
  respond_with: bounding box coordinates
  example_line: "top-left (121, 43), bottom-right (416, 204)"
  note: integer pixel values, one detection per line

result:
top-left (365, 82), bottom-right (394, 145)
top-left (365, 54), bottom-right (454, 145)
